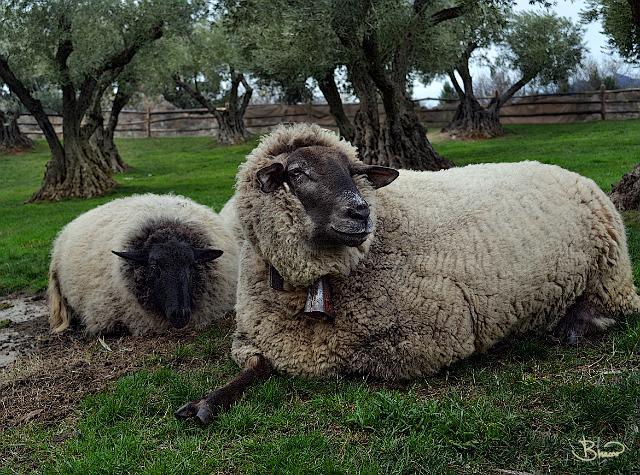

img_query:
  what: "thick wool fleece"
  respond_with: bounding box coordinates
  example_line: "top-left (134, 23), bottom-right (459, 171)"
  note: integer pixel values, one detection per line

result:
top-left (48, 194), bottom-right (238, 335)
top-left (219, 196), bottom-right (242, 241)
top-left (231, 124), bottom-right (640, 381)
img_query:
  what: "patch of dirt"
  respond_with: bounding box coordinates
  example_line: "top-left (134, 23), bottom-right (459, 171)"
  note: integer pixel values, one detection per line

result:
top-left (0, 295), bottom-right (49, 368)
top-left (426, 131), bottom-right (452, 144)
top-left (0, 294), bottom-right (233, 429)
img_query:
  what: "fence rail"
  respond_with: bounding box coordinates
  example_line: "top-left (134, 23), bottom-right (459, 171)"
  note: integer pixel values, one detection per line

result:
top-left (17, 87), bottom-right (640, 139)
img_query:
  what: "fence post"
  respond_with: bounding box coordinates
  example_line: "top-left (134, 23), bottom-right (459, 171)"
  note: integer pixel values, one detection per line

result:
top-left (146, 107), bottom-right (151, 137)
top-left (600, 84), bottom-right (606, 121)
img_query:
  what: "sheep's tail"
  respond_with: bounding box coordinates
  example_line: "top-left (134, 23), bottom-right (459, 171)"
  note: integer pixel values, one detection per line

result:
top-left (48, 270), bottom-right (70, 333)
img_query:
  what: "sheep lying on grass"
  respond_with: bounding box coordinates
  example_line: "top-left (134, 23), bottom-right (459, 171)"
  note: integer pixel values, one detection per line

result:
top-left (176, 124), bottom-right (639, 424)
top-left (48, 194), bottom-right (238, 335)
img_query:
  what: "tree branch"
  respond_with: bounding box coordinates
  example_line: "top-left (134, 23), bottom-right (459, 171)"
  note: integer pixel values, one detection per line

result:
top-left (317, 67), bottom-right (355, 141)
top-left (430, 5), bottom-right (465, 25)
top-left (238, 74), bottom-right (253, 116)
top-left (79, 70), bottom-right (120, 138)
top-left (55, 15), bottom-right (77, 123)
top-left (496, 75), bottom-right (534, 108)
top-left (106, 85), bottom-right (133, 136)
top-left (173, 75), bottom-right (221, 119)
top-left (448, 70), bottom-right (465, 98)
top-left (0, 55), bottom-right (64, 157)
top-left (76, 22), bottom-right (163, 119)
top-left (228, 68), bottom-right (240, 110)
top-left (456, 42), bottom-right (478, 97)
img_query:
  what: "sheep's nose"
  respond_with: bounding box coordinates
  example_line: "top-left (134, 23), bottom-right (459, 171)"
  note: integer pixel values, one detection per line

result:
top-left (346, 202), bottom-right (370, 221)
top-left (168, 307), bottom-right (191, 329)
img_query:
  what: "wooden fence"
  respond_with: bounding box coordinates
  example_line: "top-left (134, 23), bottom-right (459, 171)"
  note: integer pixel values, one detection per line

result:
top-left (17, 87), bottom-right (640, 139)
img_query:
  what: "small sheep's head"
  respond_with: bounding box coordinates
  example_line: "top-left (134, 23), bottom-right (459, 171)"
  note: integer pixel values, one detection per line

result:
top-left (112, 240), bottom-right (222, 329)
top-left (256, 145), bottom-right (398, 247)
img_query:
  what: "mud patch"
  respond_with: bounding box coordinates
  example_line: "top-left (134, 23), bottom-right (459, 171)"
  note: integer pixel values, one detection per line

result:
top-left (0, 295), bottom-right (49, 368)
top-left (0, 294), bottom-right (234, 429)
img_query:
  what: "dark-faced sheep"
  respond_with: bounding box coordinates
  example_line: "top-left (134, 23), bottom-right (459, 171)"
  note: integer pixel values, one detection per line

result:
top-left (48, 194), bottom-right (238, 335)
top-left (176, 124), bottom-right (639, 424)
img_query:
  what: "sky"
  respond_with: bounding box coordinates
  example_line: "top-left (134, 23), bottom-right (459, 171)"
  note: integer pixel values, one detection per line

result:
top-left (411, 0), bottom-right (623, 101)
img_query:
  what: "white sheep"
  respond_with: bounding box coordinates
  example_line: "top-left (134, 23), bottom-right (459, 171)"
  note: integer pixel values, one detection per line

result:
top-left (48, 193), bottom-right (238, 335)
top-left (176, 124), bottom-right (639, 423)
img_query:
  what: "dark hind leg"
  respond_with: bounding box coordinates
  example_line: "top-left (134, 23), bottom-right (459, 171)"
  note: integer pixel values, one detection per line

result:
top-left (554, 296), bottom-right (616, 346)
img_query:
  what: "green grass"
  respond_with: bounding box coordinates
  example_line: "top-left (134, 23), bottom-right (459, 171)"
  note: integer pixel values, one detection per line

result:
top-left (2, 121), bottom-right (640, 474)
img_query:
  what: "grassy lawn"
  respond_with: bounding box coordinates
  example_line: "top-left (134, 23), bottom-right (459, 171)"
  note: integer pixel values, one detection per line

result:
top-left (1, 121), bottom-right (640, 474)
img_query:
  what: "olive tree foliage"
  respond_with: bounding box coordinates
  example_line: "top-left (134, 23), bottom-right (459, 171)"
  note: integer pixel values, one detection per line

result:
top-left (0, 0), bottom-right (201, 202)
top-left (434, 8), bottom-right (585, 138)
top-left (583, 0), bottom-right (640, 62)
top-left (151, 21), bottom-right (253, 145)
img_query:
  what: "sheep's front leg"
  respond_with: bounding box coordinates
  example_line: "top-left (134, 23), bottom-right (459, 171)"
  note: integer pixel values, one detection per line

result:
top-left (175, 354), bottom-right (272, 425)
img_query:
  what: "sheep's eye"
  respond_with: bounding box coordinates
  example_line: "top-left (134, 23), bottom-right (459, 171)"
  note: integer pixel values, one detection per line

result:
top-left (288, 167), bottom-right (312, 183)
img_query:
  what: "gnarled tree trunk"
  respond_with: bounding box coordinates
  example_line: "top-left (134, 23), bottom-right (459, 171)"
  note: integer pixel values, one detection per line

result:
top-left (443, 59), bottom-right (505, 139)
top-left (360, 30), bottom-right (452, 170)
top-left (216, 107), bottom-right (251, 145)
top-left (0, 111), bottom-right (33, 152)
top-left (216, 70), bottom-right (253, 144)
top-left (30, 111), bottom-right (115, 202)
top-left (443, 44), bottom-right (532, 139)
top-left (174, 70), bottom-right (253, 145)
top-left (331, 1), bottom-right (456, 171)
top-left (89, 87), bottom-right (131, 173)
top-left (445, 93), bottom-right (504, 139)
top-left (350, 62), bottom-right (385, 165)
top-left (378, 90), bottom-right (452, 170)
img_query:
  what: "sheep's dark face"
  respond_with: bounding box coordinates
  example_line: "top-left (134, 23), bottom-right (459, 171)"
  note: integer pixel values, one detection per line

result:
top-left (256, 146), bottom-right (398, 247)
top-left (113, 240), bottom-right (222, 329)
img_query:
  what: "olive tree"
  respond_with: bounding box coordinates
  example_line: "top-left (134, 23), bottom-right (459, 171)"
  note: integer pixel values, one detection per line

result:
top-left (439, 9), bottom-right (585, 138)
top-left (0, 0), bottom-right (199, 201)
top-left (158, 22), bottom-right (253, 145)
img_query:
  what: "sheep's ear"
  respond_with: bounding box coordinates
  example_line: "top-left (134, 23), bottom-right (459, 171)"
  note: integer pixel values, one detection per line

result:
top-left (193, 248), bottom-right (223, 262)
top-left (256, 162), bottom-right (285, 193)
top-left (351, 164), bottom-right (399, 189)
top-left (112, 250), bottom-right (148, 264)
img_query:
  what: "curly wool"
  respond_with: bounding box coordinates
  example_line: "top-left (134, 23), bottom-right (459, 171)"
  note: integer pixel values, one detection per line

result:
top-left (219, 195), bottom-right (242, 242)
top-left (231, 124), bottom-right (640, 381)
top-left (48, 194), bottom-right (238, 335)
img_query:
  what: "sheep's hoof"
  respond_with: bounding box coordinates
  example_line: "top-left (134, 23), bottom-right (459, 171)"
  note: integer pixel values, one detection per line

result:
top-left (175, 397), bottom-right (216, 425)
